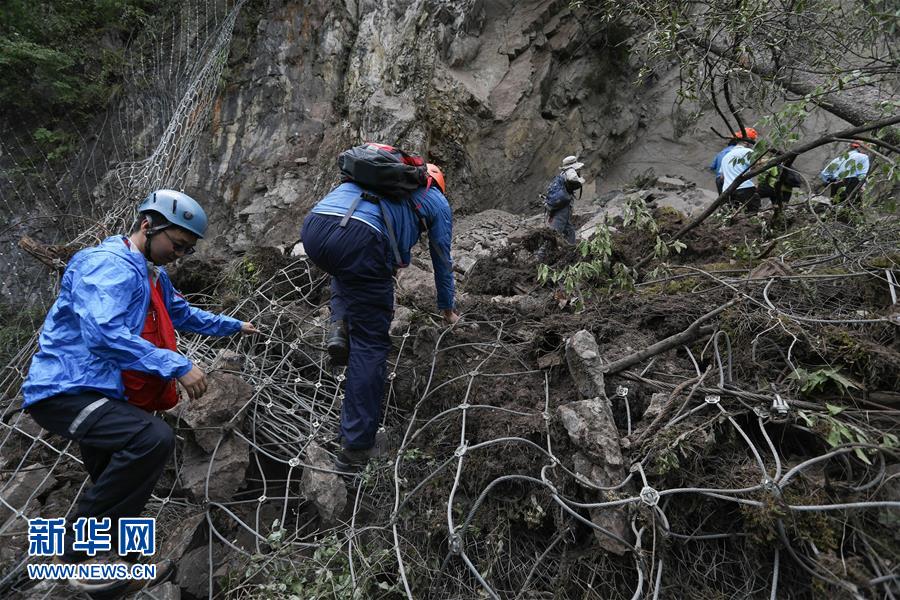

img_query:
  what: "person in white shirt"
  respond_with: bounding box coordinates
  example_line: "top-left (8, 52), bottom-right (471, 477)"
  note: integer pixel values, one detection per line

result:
top-left (720, 128), bottom-right (761, 213)
top-left (820, 142), bottom-right (869, 202)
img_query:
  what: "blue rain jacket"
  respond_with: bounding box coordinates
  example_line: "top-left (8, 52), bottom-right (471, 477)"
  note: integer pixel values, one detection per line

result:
top-left (311, 182), bottom-right (456, 310)
top-left (22, 236), bottom-right (242, 407)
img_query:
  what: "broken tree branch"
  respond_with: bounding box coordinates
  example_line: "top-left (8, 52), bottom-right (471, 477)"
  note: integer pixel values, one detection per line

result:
top-left (631, 365), bottom-right (711, 448)
top-left (603, 298), bottom-right (742, 375)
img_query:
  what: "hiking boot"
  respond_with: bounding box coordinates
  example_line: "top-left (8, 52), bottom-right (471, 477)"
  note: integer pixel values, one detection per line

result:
top-left (334, 447), bottom-right (371, 474)
top-left (326, 320), bottom-right (349, 366)
top-left (79, 558), bottom-right (176, 599)
top-left (55, 552), bottom-right (130, 595)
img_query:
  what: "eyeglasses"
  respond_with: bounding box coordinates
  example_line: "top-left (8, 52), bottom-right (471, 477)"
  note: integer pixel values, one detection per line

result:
top-left (160, 229), bottom-right (196, 255)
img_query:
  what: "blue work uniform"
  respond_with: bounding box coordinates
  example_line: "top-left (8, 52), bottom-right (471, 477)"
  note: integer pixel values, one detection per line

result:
top-left (301, 182), bottom-right (454, 449)
top-left (22, 235), bottom-right (242, 560)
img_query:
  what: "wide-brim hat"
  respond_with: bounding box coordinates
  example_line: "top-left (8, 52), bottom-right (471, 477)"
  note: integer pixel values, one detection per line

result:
top-left (561, 155), bottom-right (585, 171)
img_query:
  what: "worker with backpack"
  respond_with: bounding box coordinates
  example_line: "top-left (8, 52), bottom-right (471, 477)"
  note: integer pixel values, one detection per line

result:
top-left (301, 143), bottom-right (459, 473)
top-left (543, 155), bottom-right (586, 245)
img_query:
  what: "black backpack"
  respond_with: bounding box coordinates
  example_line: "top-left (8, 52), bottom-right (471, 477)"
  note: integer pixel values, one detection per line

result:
top-left (338, 143), bottom-right (428, 199)
top-left (336, 143), bottom-right (450, 269)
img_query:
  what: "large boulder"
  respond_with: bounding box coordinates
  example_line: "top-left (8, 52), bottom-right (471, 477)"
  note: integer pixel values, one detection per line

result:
top-left (557, 400), bottom-right (624, 484)
top-left (300, 442), bottom-right (347, 524)
top-left (173, 372), bottom-right (253, 453)
top-left (396, 264), bottom-right (437, 307)
top-left (558, 400), bottom-right (630, 555)
top-left (158, 512), bottom-right (206, 562)
top-left (565, 329), bottom-right (606, 399)
top-left (179, 434), bottom-right (250, 502)
top-left (173, 372), bottom-right (254, 501)
top-left (0, 464), bottom-right (57, 525)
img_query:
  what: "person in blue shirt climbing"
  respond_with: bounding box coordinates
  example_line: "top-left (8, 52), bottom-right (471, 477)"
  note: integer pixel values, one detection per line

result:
top-left (22, 189), bottom-right (258, 593)
top-left (301, 162), bottom-right (458, 473)
top-left (709, 139), bottom-right (737, 194)
top-left (820, 142), bottom-right (869, 202)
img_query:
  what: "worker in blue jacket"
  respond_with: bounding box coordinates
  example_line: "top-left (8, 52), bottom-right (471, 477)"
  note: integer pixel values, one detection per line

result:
top-left (301, 164), bottom-right (458, 472)
top-left (22, 190), bottom-right (257, 592)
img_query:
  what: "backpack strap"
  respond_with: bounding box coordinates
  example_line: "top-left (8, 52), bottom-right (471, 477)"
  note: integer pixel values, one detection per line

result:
top-left (339, 194), bottom-right (363, 227)
top-left (377, 201), bottom-right (405, 267)
top-left (341, 190), bottom-right (452, 271)
top-left (348, 191), bottom-right (405, 267)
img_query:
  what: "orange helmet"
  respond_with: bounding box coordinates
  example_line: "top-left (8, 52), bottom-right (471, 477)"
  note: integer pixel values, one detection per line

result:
top-left (732, 127), bottom-right (758, 141)
top-left (849, 142), bottom-right (862, 149)
top-left (427, 163), bottom-right (446, 194)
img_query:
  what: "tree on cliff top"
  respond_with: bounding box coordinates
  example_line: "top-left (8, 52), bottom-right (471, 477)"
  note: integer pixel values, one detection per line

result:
top-left (580, 0), bottom-right (899, 129)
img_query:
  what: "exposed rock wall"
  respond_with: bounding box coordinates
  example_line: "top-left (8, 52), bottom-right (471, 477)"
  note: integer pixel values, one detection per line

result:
top-left (186, 0), bottom-right (650, 253)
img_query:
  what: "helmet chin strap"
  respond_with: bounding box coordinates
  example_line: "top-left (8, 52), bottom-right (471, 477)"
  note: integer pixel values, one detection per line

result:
top-left (144, 232), bottom-right (156, 263)
top-left (143, 225), bottom-right (168, 265)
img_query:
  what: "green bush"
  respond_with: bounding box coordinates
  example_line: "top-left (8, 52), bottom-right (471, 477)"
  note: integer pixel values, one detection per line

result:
top-left (0, 0), bottom-right (158, 120)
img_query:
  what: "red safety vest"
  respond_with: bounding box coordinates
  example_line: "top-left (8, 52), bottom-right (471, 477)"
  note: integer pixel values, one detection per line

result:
top-left (121, 246), bottom-right (180, 411)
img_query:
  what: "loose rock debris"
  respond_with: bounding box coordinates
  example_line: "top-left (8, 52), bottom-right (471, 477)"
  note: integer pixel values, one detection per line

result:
top-left (1, 183), bottom-right (899, 599)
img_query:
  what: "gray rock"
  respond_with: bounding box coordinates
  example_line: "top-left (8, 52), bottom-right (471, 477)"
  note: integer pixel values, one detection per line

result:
top-left (571, 452), bottom-right (631, 555)
top-left (300, 442), bottom-right (347, 523)
top-left (290, 241), bottom-right (306, 257)
top-left (558, 400), bottom-right (629, 554)
top-left (238, 196), bottom-right (269, 216)
top-left (577, 212), bottom-right (611, 241)
top-left (557, 400), bottom-right (623, 471)
top-left (489, 294), bottom-right (545, 316)
top-left (396, 264), bottom-right (436, 306)
top-left (144, 582), bottom-right (181, 600)
top-left (390, 305), bottom-right (414, 337)
top-left (565, 330), bottom-right (606, 399)
top-left (656, 176), bottom-right (692, 191)
top-left (0, 464), bottom-right (57, 524)
top-left (175, 545), bottom-right (212, 599)
top-left (212, 349), bottom-right (245, 372)
top-left (11, 412), bottom-right (43, 439)
top-left (158, 512), bottom-right (205, 562)
top-left (455, 255), bottom-right (477, 275)
top-left (174, 372), bottom-right (253, 453)
top-left (40, 482), bottom-right (76, 520)
top-left (179, 433), bottom-right (250, 502)
top-left (643, 392), bottom-right (669, 422)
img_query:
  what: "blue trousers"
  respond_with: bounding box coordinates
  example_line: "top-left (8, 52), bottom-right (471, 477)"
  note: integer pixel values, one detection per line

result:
top-left (548, 204), bottom-right (576, 245)
top-left (27, 392), bottom-right (175, 560)
top-left (302, 213), bottom-right (394, 450)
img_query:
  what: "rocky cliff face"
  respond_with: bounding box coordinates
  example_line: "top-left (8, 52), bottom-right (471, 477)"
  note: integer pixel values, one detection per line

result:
top-left (187, 0), bottom-right (649, 253)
